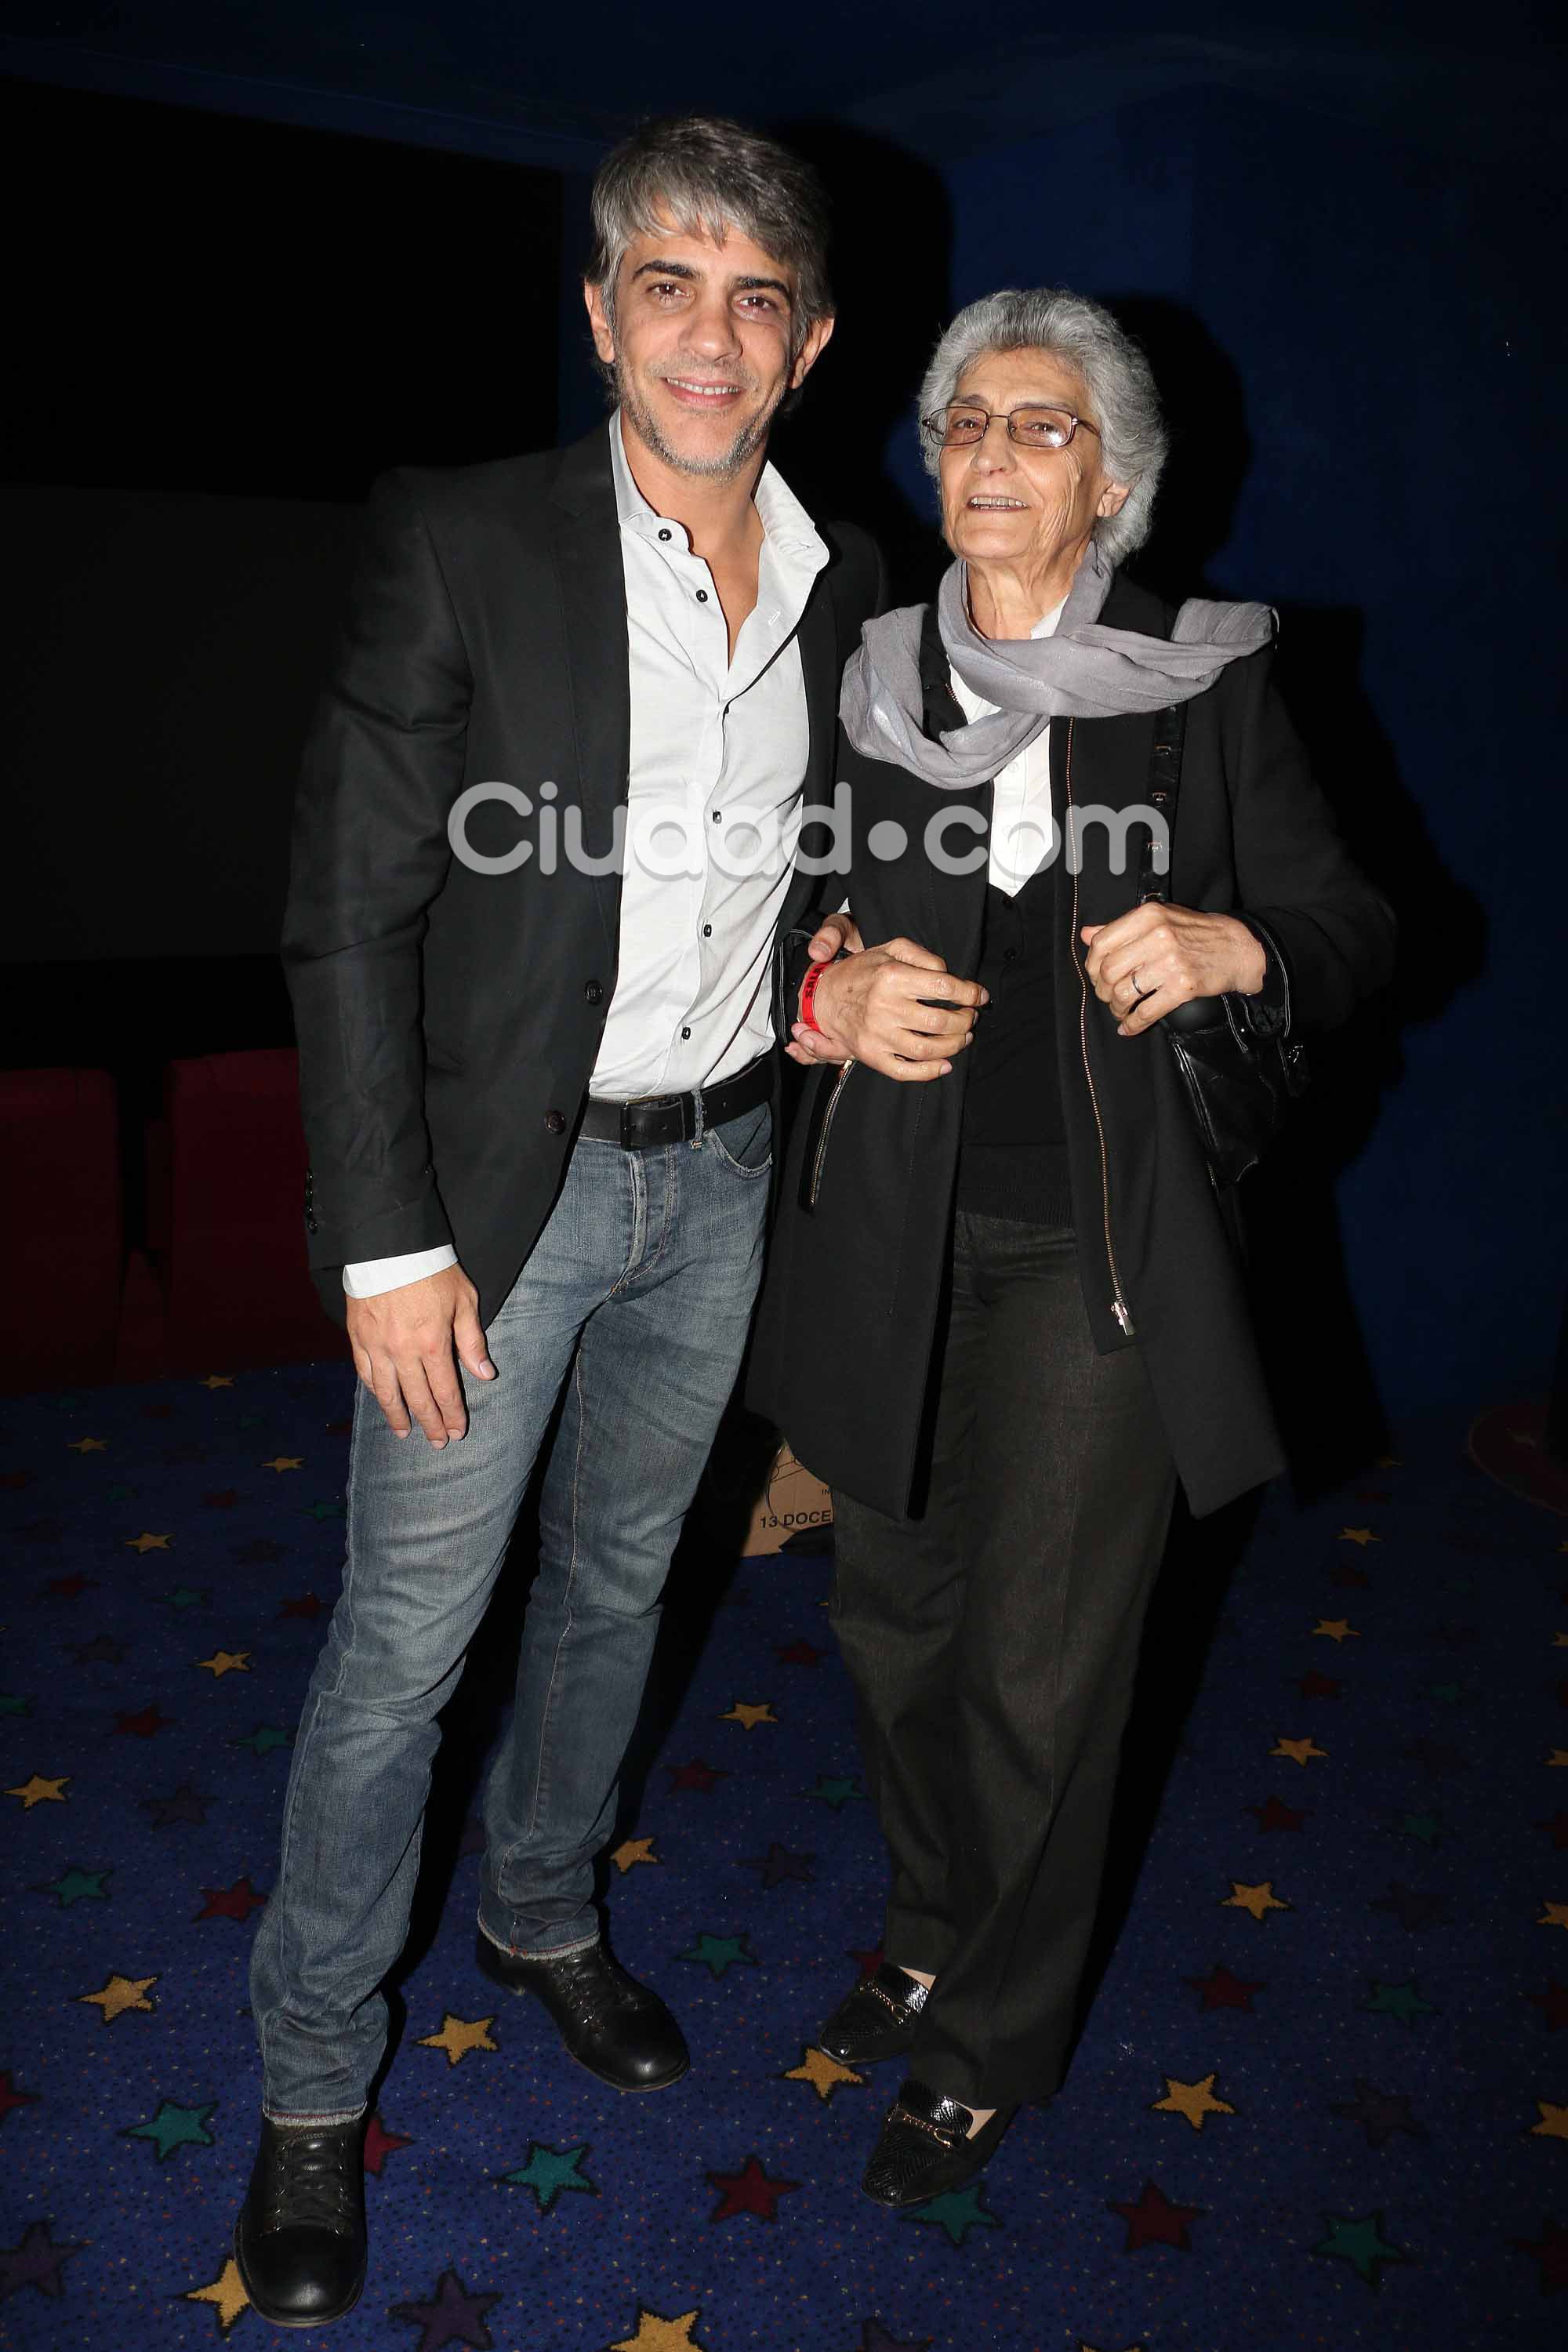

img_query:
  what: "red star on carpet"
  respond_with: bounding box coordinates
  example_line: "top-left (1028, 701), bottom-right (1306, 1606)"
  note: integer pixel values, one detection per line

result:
top-left (1187, 1963), bottom-right (1265, 2013)
top-left (777, 1639), bottom-right (827, 1666)
top-left (706, 2154), bottom-right (800, 2222)
top-left (1298, 1669), bottom-right (1341, 1700)
top-left (1247, 1795), bottom-right (1308, 1832)
top-left (666, 1759), bottom-right (729, 1795)
top-left (114, 1704), bottom-right (171, 1739)
top-left (0, 2071), bottom-right (41, 2124)
top-left (1329, 1564), bottom-right (1371, 1588)
top-left (48, 1573), bottom-right (96, 1600)
top-left (196, 1876), bottom-right (267, 1923)
top-left (1107, 2180), bottom-right (1205, 2252)
top-left (389, 2265), bottom-right (501, 2350)
top-left (1512, 2216), bottom-right (1568, 2294)
top-left (849, 1945), bottom-right (886, 1980)
top-left (364, 2111), bottom-right (412, 2175)
top-left (1526, 1981), bottom-right (1568, 2031)
top-left (0, 1470), bottom-right (34, 1490)
top-left (201, 1489), bottom-right (239, 1509)
top-left (325, 1417), bottom-right (354, 1436)
top-left (1538, 1814), bottom-right (1568, 1852)
top-left (278, 1593), bottom-right (326, 1620)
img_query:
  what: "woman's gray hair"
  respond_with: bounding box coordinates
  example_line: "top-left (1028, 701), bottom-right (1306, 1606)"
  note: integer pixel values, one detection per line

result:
top-left (586, 114), bottom-right (833, 385)
top-left (918, 288), bottom-right (1168, 566)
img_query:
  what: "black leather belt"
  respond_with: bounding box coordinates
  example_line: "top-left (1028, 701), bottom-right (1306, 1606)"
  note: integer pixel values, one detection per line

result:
top-left (578, 1053), bottom-right (772, 1150)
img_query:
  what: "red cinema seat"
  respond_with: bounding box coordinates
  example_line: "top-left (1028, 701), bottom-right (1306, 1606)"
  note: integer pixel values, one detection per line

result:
top-left (0, 1067), bottom-right (122, 1392)
top-left (160, 1048), bottom-right (340, 1373)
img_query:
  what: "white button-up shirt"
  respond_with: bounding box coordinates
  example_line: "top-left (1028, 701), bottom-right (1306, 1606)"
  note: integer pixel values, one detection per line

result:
top-left (947, 597), bottom-right (1065, 898)
top-left (343, 413), bottom-right (826, 1298)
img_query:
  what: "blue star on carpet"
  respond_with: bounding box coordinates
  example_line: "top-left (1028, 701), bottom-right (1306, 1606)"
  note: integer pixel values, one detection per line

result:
top-left (495, 2140), bottom-right (597, 2212)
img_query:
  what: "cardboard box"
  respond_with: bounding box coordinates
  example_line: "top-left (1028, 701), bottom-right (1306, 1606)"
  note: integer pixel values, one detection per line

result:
top-left (743, 1440), bottom-right (834, 1555)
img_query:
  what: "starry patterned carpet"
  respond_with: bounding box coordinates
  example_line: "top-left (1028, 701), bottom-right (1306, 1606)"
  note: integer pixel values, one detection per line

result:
top-left (3, 1361), bottom-right (1567, 2352)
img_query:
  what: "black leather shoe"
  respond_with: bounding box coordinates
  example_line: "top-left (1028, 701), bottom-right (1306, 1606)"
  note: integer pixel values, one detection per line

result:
top-left (475, 1931), bottom-right (689, 2092)
top-left (234, 2114), bottom-right (366, 2328)
top-left (818, 1962), bottom-right (931, 2065)
top-left (861, 2078), bottom-right (1017, 2208)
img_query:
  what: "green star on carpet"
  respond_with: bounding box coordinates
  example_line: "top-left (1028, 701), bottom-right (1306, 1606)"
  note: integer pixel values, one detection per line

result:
top-left (161, 1585), bottom-right (209, 1610)
top-left (107, 1482), bottom-right (136, 1501)
top-left (305, 1499), bottom-right (344, 1521)
top-left (124, 2098), bottom-right (217, 2161)
top-left (495, 2139), bottom-right (597, 2212)
top-left (0, 1695), bottom-right (31, 1717)
top-left (806, 1774), bottom-right (865, 1809)
top-left (677, 1932), bottom-right (759, 1980)
top-left (1395, 1812), bottom-right (1443, 1847)
top-left (1311, 2210), bottom-right (1413, 2290)
top-left (1362, 1977), bottom-right (1436, 2026)
top-left (37, 1865), bottom-right (111, 1908)
top-left (902, 2183), bottom-right (1001, 2246)
top-left (231, 1724), bottom-right (292, 1756)
top-left (1423, 1681), bottom-right (1464, 1703)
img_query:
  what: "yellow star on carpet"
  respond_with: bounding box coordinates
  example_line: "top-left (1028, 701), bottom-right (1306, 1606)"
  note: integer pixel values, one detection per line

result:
top-left (196, 1650), bottom-right (251, 1678)
top-left (1079, 2339), bottom-right (1149, 2350)
top-left (78, 1972), bottom-right (158, 2023)
top-left (1272, 1736), bottom-right (1328, 1765)
top-left (200, 1375), bottom-right (234, 1389)
top-left (1553, 1633), bottom-right (1568, 1648)
top-left (416, 2012), bottom-right (497, 2066)
top-left (721, 1701), bottom-right (776, 1730)
top-left (6, 1773), bottom-right (69, 1809)
top-left (1313, 1618), bottom-right (1359, 1642)
top-left (181, 2254), bottom-right (250, 2332)
top-left (1374, 1454), bottom-right (1403, 1468)
top-left (1538, 1900), bottom-right (1568, 1932)
top-left (610, 2310), bottom-right (708, 2352)
top-left (66, 1436), bottom-right (107, 1452)
top-left (1529, 2100), bottom-right (1568, 2140)
top-left (783, 2045), bottom-right (868, 2103)
top-left (126, 1531), bottom-right (171, 1552)
top-left (1222, 1880), bottom-right (1291, 1922)
top-left (1338, 1526), bottom-right (1380, 1545)
top-left (609, 1836), bottom-right (659, 1873)
top-left (260, 1457), bottom-right (303, 1473)
top-left (1550, 1752), bottom-right (1568, 1769)
top-left (1151, 2071), bottom-right (1236, 2129)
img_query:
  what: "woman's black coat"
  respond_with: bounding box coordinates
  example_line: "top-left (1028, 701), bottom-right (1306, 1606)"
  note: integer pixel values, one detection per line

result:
top-left (746, 571), bottom-right (1396, 1522)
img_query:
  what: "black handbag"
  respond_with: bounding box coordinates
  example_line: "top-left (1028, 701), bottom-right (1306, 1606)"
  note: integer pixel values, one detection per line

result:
top-left (1135, 701), bottom-right (1309, 1187)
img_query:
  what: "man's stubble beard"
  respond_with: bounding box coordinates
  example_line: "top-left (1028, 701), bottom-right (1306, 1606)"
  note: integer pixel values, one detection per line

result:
top-left (615, 358), bottom-right (784, 481)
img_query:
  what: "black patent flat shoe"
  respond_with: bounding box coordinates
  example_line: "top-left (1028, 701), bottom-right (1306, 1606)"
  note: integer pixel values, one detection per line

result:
top-left (861, 2078), bottom-right (1017, 2208)
top-left (818, 1961), bottom-right (931, 2065)
top-left (234, 2114), bottom-right (367, 2328)
top-left (475, 1931), bottom-right (689, 2092)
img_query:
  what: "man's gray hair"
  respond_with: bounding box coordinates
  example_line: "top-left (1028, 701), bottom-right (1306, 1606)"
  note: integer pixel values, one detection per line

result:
top-left (918, 289), bottom-right (1168, 565)
top-left (586, 114), bottom-right (833, 384)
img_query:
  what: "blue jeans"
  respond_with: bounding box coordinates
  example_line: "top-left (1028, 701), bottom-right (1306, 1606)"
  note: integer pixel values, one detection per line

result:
top-left (249, 1098), bottom-right (772, 2121)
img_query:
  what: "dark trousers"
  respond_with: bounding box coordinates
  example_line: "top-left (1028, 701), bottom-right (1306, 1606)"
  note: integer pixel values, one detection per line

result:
top-left (829, 1211), bottom-right (1178, 2107)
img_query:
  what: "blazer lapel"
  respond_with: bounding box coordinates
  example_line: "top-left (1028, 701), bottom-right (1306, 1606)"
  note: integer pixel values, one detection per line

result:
top-left (547, 428), bottom-right (631, 967)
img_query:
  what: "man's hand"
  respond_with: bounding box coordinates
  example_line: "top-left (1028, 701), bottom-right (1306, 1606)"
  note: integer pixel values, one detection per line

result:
top-left (1081, 906), bottom-right (1268, 1037)
top-left (347, 1264), bottom-right (495, 1446)
top-left (791, 938), bottom-right (987, 1082)
top-left (785, 909), bottom-right (866, 1067)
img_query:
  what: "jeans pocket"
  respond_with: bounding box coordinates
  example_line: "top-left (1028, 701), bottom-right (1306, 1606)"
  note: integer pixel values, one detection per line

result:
top-left (706, 1098), bottom-right (773, 1178)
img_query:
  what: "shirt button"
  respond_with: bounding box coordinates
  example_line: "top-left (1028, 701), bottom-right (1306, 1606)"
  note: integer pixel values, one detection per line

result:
top-left (695, 588), bottom-right (709, 603)
top-left (658, 528), bottom-right (672, 542)
top-left (702, 924), bottom-right (713, 938)
top-left (711, 809), bottom-right (722, 823)
top-left (681, 1025), bottom-right (691, 1040)
top-left (583, 980), bottom-right (603, 1005)
top-left (544, 1110), bottom-right (566, 1134)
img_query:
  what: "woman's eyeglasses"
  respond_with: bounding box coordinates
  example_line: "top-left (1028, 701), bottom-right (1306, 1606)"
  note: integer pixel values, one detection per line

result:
top-left (921, 403), bottom-right (1102, 452)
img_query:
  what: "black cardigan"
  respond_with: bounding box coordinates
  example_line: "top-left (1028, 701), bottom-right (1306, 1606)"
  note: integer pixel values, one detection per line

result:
top-left (747, 572), bottom-right (1396, 1521)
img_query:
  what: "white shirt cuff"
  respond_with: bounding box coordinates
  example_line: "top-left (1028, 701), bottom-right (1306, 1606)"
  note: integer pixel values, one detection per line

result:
top-left (342, 1245), bottom-right (458, 1299)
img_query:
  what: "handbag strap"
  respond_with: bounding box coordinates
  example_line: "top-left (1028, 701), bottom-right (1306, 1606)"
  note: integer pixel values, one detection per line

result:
top-left (1136, 702), bottom-right (1186, 907)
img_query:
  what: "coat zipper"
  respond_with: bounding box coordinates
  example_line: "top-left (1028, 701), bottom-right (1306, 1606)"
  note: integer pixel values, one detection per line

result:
top-left (1064, 720), bottom-right (1136, 1337)
top-left (807, 1058), bottom-right (856, 1208)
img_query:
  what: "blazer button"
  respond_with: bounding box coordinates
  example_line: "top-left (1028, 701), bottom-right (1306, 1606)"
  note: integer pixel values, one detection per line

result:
top-left (584, 980), bottom-right (603, 1005)
top-left (545, 1109), bottom-right (566, 1134)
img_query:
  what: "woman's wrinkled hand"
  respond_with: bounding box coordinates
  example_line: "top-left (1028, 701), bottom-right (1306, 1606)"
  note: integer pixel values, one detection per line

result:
top-left (1080, 906), bottom-right (1267, 1036)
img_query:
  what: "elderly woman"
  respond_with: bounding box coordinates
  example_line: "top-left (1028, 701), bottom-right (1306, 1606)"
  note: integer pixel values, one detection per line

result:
top-left (747, 288), bottom-right (1394, 2208)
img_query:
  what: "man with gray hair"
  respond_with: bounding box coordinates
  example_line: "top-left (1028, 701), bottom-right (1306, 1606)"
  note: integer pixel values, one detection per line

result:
top-left (234, 114), bottom-right (899, 2326)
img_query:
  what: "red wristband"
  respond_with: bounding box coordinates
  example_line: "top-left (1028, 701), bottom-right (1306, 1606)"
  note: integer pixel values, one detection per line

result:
top-left (799, 960), bottom-right (829, 1034)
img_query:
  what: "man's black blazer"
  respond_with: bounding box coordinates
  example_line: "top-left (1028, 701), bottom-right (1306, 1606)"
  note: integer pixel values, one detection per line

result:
top-left (282, 423), bottom-right (882, 1325)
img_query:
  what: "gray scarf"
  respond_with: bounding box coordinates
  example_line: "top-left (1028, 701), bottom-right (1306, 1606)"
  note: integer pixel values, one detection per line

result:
top-left (840, 537), bottom-right (1274, 789)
